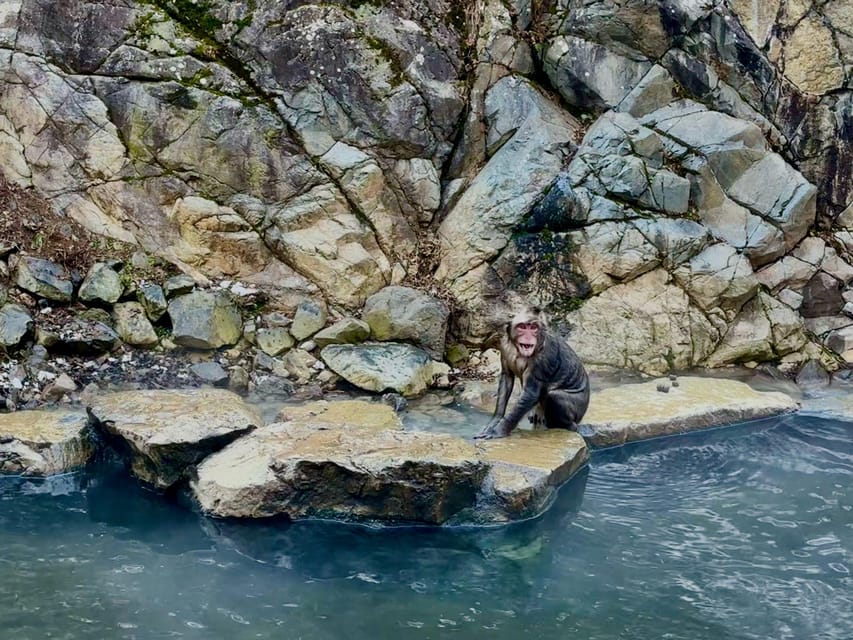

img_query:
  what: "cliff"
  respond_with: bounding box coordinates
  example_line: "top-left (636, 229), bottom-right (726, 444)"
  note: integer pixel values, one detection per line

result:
top-left (1, 0), bottom-right (852, 375)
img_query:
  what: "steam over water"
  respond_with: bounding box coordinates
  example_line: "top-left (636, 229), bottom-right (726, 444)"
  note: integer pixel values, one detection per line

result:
top-left (1, 414), bottom-right (850, 639)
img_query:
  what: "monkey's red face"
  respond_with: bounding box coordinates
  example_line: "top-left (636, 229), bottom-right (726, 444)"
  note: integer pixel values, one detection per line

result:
top-left (514, 322), bottom-right (540, 357)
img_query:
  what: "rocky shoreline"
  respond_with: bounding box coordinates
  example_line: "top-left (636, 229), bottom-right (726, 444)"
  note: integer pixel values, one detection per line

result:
top-left (0, 375), bottom-right (807, 526)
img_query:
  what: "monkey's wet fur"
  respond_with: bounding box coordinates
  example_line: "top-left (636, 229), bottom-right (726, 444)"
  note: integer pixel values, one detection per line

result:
top-left (475, 307), bottom-right (590, 440)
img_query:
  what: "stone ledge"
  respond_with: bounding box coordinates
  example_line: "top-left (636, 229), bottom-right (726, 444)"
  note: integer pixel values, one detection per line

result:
top-left (193, 400), bottom-right (588, 525)
top-left (0, 409), bottom-right (93, 476)
top-left (582, 376), bottom-right (799, 447)
top-left (89, 388), bottom-right (262, 489)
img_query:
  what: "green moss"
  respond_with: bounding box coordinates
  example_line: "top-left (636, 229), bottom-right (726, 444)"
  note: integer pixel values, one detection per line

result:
top-left (165, 85), bottom-right (199, 109)
top-left (510, 231), bottom-right (590, 315)
top-left (364, 35), bottom-right (406, 88)
top-left (168, 0), bottom-right (223, 34)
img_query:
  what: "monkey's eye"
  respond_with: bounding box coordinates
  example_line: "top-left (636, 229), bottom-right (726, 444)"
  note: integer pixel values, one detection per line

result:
top-left (517, 323), bottom-right (538, 331)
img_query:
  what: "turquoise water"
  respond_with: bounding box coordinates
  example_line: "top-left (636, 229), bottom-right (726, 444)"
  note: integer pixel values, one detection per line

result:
top-left (1, 414), bottom-right (850, 639)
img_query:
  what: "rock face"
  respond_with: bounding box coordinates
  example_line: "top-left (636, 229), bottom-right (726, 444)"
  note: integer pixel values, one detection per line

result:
top-left (582, 377), bottom-right (799, 447)
top-left (192, 400), bottom-right (588, 524)
top-left (1, 0), bottom-right (852, 374)
top-left (89, 388), bottom-right (261, 489)
top-left (0, 409), bottom-right (93, 475)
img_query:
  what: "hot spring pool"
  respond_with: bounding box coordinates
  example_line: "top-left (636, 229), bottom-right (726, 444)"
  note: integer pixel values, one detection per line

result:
top-left (1, 413), bottom-right (850, 639)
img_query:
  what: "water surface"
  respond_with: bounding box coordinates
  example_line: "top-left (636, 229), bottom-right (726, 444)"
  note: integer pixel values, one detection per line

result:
top-left (1, 414), bottom-right (850, 639)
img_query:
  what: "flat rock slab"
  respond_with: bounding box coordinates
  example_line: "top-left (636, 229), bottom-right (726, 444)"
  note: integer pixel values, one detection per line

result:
top-left (90, 389), bottom-right (262, 489)
top-left (582, 376), bottom-right (799, 447)
top-left (193, 400), bottom-right (589, 525)
top-left (0, 409), bottom-right (93, 476)
top-left (474, 430), bottom-right (588, 522)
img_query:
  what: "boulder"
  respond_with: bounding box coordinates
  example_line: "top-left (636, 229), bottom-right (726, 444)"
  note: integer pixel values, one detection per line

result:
top-left (282, 349), bottom-right (319, 383)
top-left (112, 302), bottom-right (159, 347)
top-left (255, 327), bottom-right (295, 356)
top-left (168, 290), bottom-right (243, 349)
top-left (163, 274), bottom-right (196, 298)
top-left (290, 299), bottom-right (326, 341)
top-left (321, 343), bottom-right (445, 396)
top-left (800, 272), bottom-right (844, 318)
top-left (362, 286), bottom-right (450, 358)
top-left (190, 362), bottom-right (229, 386)
top-left (13, 256), bottom-right (73, 302)
top-left (89, 388), bottom-right (262, 489)
top-left (192, 400), bottom-right (589, 524)
top-left (313, 317), bottom-right (371, 348)
top-left (0, 303), bottom-right (33, 347)
top-left (41, 373), bottom-right (78, 403)
top-left (581, 377), bottom-right (799, 447)
top-left (137, 282), bottom-right (168, 321)
top-left (41, 316), bottom-right (120, 354)
top-left (78, 262), bottom-right (123, 304)
top-left (0, 409), bottom-right (93, 475)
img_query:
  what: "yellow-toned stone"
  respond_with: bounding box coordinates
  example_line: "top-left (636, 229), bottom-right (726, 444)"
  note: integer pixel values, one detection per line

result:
top-left (476, 430), bottom-right (589, 521)
top-left (276, 399), bottom-right (402, 431)
top-left (193, 400), bottom-right (590, 524)
top-left (783, 16), bottom-right (845, 94)
top-left (193, 422), bottom-right (485, 522)
top-left (583, 376), bottom-right (798, 446)
top-left (0, 409), bottom-right (93, 475)
top-left (824, 0), bottom-right (853, 34)
top-left (730, 0), bottom-right (781, 47)
top-left (91, 388), bottom-right (262, 488)
top-left (478, 429), bottom-right (587, 479)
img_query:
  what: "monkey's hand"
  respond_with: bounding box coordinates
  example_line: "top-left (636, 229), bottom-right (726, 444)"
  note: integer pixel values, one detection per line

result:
top-left (474, 418), bottom-right (510, 440)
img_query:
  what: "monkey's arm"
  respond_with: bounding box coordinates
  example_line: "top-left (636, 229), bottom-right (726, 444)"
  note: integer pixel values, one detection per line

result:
top-left (501, 376), bottom-right (544, 432)
top-left (493, 372), bottom-right (514, 419)
top-left (476, 376), bottom-right (543, 439)
top-left (474, 372), bottom-right (515, 439)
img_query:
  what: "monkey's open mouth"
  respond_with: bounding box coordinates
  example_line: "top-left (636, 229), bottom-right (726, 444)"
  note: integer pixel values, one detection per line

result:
top-left (518, 340), bottom-right (536, 357)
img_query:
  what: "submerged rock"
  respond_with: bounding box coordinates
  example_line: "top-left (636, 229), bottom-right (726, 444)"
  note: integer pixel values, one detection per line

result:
top-left (0, 409), bottom-right (93, 475)
top-left (89, 389), bottom-right (262, 489)
top-left (192, 400), bottom-right (589, 525)
top-left (581, 377), bottom-right (799, 447)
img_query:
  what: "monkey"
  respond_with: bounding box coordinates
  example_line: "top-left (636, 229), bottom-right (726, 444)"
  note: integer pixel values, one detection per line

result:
top-left (474, 307), bottom-right (590, 440)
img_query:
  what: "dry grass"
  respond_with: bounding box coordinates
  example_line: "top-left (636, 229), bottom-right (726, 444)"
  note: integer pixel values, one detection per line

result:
top-left (0, 176), bottom-right (134, 272)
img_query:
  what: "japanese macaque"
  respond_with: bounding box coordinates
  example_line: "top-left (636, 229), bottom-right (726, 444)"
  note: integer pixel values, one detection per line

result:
top-left (475, 307), bottom-right (590, 440)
